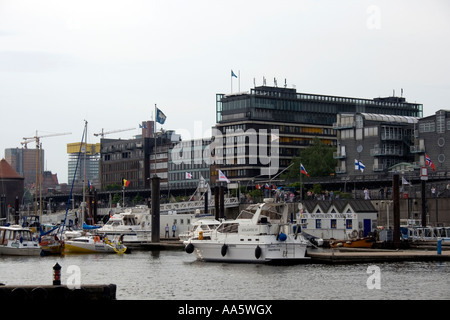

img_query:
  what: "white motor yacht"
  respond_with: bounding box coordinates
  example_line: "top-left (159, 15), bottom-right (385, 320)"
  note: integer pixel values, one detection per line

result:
top-left (184, 199), bottom-right (309, 263)
top-left (0, 225), bottom-right (41, 256)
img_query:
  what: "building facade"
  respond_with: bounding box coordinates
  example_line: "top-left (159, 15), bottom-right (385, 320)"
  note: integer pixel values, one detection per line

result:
top-left (334, 113), bottom-right (419, 175)
top-left (168, 138), bottom-right (212, 191)
top-left (214, 85), bottom-right (423, 184)
top-left (412, 109), bottom-right (450, 174)
top-left (67, 142), bottom-right (101, 189)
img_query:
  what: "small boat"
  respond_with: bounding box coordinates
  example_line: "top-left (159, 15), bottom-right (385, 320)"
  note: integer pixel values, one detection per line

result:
top-left (184, 199), bottom-right (309, 263)
top-left (0, 225), bottom-right (42, 256)
top-left (39, 224), bottom-right (64, 255)
top-left (329, 236), bottom-right (375, 248)
top-left (178, 218), bottom-right (221, 241)
top-left (96, 209), bottom-right (151, 246)
top-left (64, 235), bottom-right (127, 254)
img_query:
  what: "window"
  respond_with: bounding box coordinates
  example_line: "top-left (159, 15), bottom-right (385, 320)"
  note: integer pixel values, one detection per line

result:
top-left (346, 220), bottom-right (353, 229)
top-left (331, 219), bottom-right (337, 229)
top-left (315, 219), bottom-right (322, 229)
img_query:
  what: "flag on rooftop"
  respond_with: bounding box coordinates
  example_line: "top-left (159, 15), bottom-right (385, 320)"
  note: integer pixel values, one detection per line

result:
top-left (156, 107), bottom-right (166, 125)
top-left (231, 70), bottom-right (237, 78)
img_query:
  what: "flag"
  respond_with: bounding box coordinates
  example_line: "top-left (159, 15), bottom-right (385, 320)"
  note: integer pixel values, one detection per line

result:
top-left (300, 163), bottom-right (309, 177)
top-left (265, 183), bottom-right (271, 189)
top-left (123, 179), bottom-right (130, 187)
top-left (231, 70), bottom-right (237, 78)
top-left (156, 107), bottom-right (166, 124)
top-left (255, 184), bottom-right (260, 189)
top-left (185, 172), bottom-right (192, 179)
top-left (88, 180), bottom-right (93, 190)
top-left (402, 177), bottom-right (410, 185)
top-left (218, 170), bottom-right (230, 183)
top-left (355, 159), bottom-right (365, 172)
top-left (425, 153), bottom-right (435, 172)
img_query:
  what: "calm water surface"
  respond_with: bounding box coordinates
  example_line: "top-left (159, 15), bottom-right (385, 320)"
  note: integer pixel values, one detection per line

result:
top-left (1, 250), bottom-right (449, 300)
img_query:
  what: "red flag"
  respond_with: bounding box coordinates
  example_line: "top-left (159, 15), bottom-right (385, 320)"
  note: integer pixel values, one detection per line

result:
top-left (425, 153), bottom-right (435, 172)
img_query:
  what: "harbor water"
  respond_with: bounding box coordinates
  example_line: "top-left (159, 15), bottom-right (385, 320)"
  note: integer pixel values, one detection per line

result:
top-left (1, 249), bottom-right (449, 301)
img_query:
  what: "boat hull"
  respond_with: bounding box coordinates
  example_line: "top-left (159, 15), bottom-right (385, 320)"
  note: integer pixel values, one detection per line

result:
top-left (186, 236), bottom-right (308, 263)
top-left (0, 245), bottom-right (42, 256)
top-left (64, 241), bottom-right (117, 254)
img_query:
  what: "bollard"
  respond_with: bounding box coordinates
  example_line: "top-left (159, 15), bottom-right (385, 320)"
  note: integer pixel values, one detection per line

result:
top-left (437, 238), bottom-right (442, 255)
top-left (53, 262), bottom-right (62, 285)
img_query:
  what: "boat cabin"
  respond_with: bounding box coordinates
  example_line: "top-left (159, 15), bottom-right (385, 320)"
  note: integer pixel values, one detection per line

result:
top-left (0, 225), bottom-right (36, 245)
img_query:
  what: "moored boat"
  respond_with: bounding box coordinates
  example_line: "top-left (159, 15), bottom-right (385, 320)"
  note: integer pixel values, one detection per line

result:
top-left (184, 199), bottom-right (309, 263)
top-left (64, 235), bottom-right (127, 254)
top-left (0, 225), bottom-right (41, 256)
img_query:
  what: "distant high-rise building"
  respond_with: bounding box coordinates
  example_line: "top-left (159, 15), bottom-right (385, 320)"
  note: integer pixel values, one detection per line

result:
top-left (4, 148), bottom-right (44, 187)
top-left (67, 142), bottom-right (100, 190)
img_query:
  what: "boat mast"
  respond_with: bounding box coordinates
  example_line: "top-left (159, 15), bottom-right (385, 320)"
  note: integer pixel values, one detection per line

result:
top-left (81, 120), bottom-right (88, 228)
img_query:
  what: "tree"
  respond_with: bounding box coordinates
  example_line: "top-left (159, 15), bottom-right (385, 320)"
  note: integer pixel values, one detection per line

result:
top-left (282, 137), bottom-right (337, 180)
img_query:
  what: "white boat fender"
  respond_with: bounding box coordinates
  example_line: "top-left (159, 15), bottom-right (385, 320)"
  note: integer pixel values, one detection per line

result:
top-left (255, 245), bottom-right (261, 259)
top-left (185, 243), bottom-right (194, 254)
top-left (278, 232), bottom-right (287, 242)
top-left (221, 244), bottom-right (228, 257)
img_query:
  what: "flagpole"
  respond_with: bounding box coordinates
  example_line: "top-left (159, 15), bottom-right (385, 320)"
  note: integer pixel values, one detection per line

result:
top-left (154, 104), bottom-right (157, 179)
top-left (300, 162), bottom-right (303, 200)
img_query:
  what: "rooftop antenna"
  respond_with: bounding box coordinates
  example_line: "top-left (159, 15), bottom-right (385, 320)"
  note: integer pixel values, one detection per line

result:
top-left (263, 76), bottom-right (266, 86)
top-left (284, 79), bottom-right (287, 88)
top-left (274, 78), bottom-right (277, 87)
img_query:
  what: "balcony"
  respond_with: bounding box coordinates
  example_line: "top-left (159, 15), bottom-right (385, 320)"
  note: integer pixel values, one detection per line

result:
top-left (373, 164), bottom-right (386, 172)
top-left (370, 147), bottom-right (404, 157)
top-left (410, 145), bottom-right (425, 153)
top-left (333, 151), bottom-right (346, 159)
top-left (332, 121), bottom-right (355, 130)
top-left (335, 166), bottom-right (346, 174)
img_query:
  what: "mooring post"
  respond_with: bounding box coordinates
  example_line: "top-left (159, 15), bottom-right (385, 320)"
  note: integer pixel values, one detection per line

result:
top-left (393, 173), bottom-right (400, 248)
top-left (53, 262), bottom-right (61, 285)
top-left (151, 175), bottom-right (161, 243)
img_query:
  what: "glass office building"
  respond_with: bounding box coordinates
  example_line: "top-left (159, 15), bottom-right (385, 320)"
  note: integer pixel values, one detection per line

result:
top-left (214, 85), bottom-right (423, 184)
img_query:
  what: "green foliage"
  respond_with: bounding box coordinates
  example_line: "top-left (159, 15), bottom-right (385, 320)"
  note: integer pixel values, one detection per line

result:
top-left (282, 137), bottom-right (337, 179)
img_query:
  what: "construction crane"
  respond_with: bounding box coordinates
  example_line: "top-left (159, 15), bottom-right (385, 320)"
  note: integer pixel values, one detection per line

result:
top-left (20, 131), bottom-right (72, 217)
top-left (21, 131), bottom-right (72, 148)
top-left (93, 127), bottom-right (135, 138)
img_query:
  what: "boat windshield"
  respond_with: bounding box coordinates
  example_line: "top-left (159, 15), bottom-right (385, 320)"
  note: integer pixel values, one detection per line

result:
top-left (216, 222), bottom-right (239, 233)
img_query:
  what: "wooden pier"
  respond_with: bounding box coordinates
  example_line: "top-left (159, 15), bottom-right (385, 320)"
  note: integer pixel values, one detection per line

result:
top-left (306, 247), bottom-right (450, 264)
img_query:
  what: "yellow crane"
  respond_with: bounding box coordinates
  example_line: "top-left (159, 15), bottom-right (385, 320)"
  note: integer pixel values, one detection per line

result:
top-left (21, 131), bottom-right (72, 216)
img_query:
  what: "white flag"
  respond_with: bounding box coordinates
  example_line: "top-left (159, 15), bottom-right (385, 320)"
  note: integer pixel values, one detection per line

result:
top-left (402, 177), bottom-right (410, 185)
top-left (218, 170), bottom-right (230, 183)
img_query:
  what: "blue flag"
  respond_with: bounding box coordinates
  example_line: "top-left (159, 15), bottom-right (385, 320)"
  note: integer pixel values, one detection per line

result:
top-left (231, 70), bottom-right (237, 78)
top-left (156, 108), bottom-right (166, 124)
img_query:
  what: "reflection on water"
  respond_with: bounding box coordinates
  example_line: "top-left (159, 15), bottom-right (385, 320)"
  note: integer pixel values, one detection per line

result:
top-left (0, 251), bottom-right (449, 300)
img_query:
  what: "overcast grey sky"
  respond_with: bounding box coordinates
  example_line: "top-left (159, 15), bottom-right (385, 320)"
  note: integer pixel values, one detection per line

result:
top-left (1, 0), bottom-right (449, 183)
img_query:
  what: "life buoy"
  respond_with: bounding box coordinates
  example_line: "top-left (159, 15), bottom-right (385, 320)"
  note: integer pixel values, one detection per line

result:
top-left (255, 245), bottom-right (262, 259)
top-left (94, 236), bottom-right (100, 243)
top-left (221, 244), bottom-right (228, 257)
top-left (185, 243), bottom-right (194, 254)
top-left (351, 230), bottom-right (358, 239)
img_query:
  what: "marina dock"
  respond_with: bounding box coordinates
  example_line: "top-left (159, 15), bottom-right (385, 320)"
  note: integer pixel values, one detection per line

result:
top-left (306, 247), bottom-right (450, 264)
